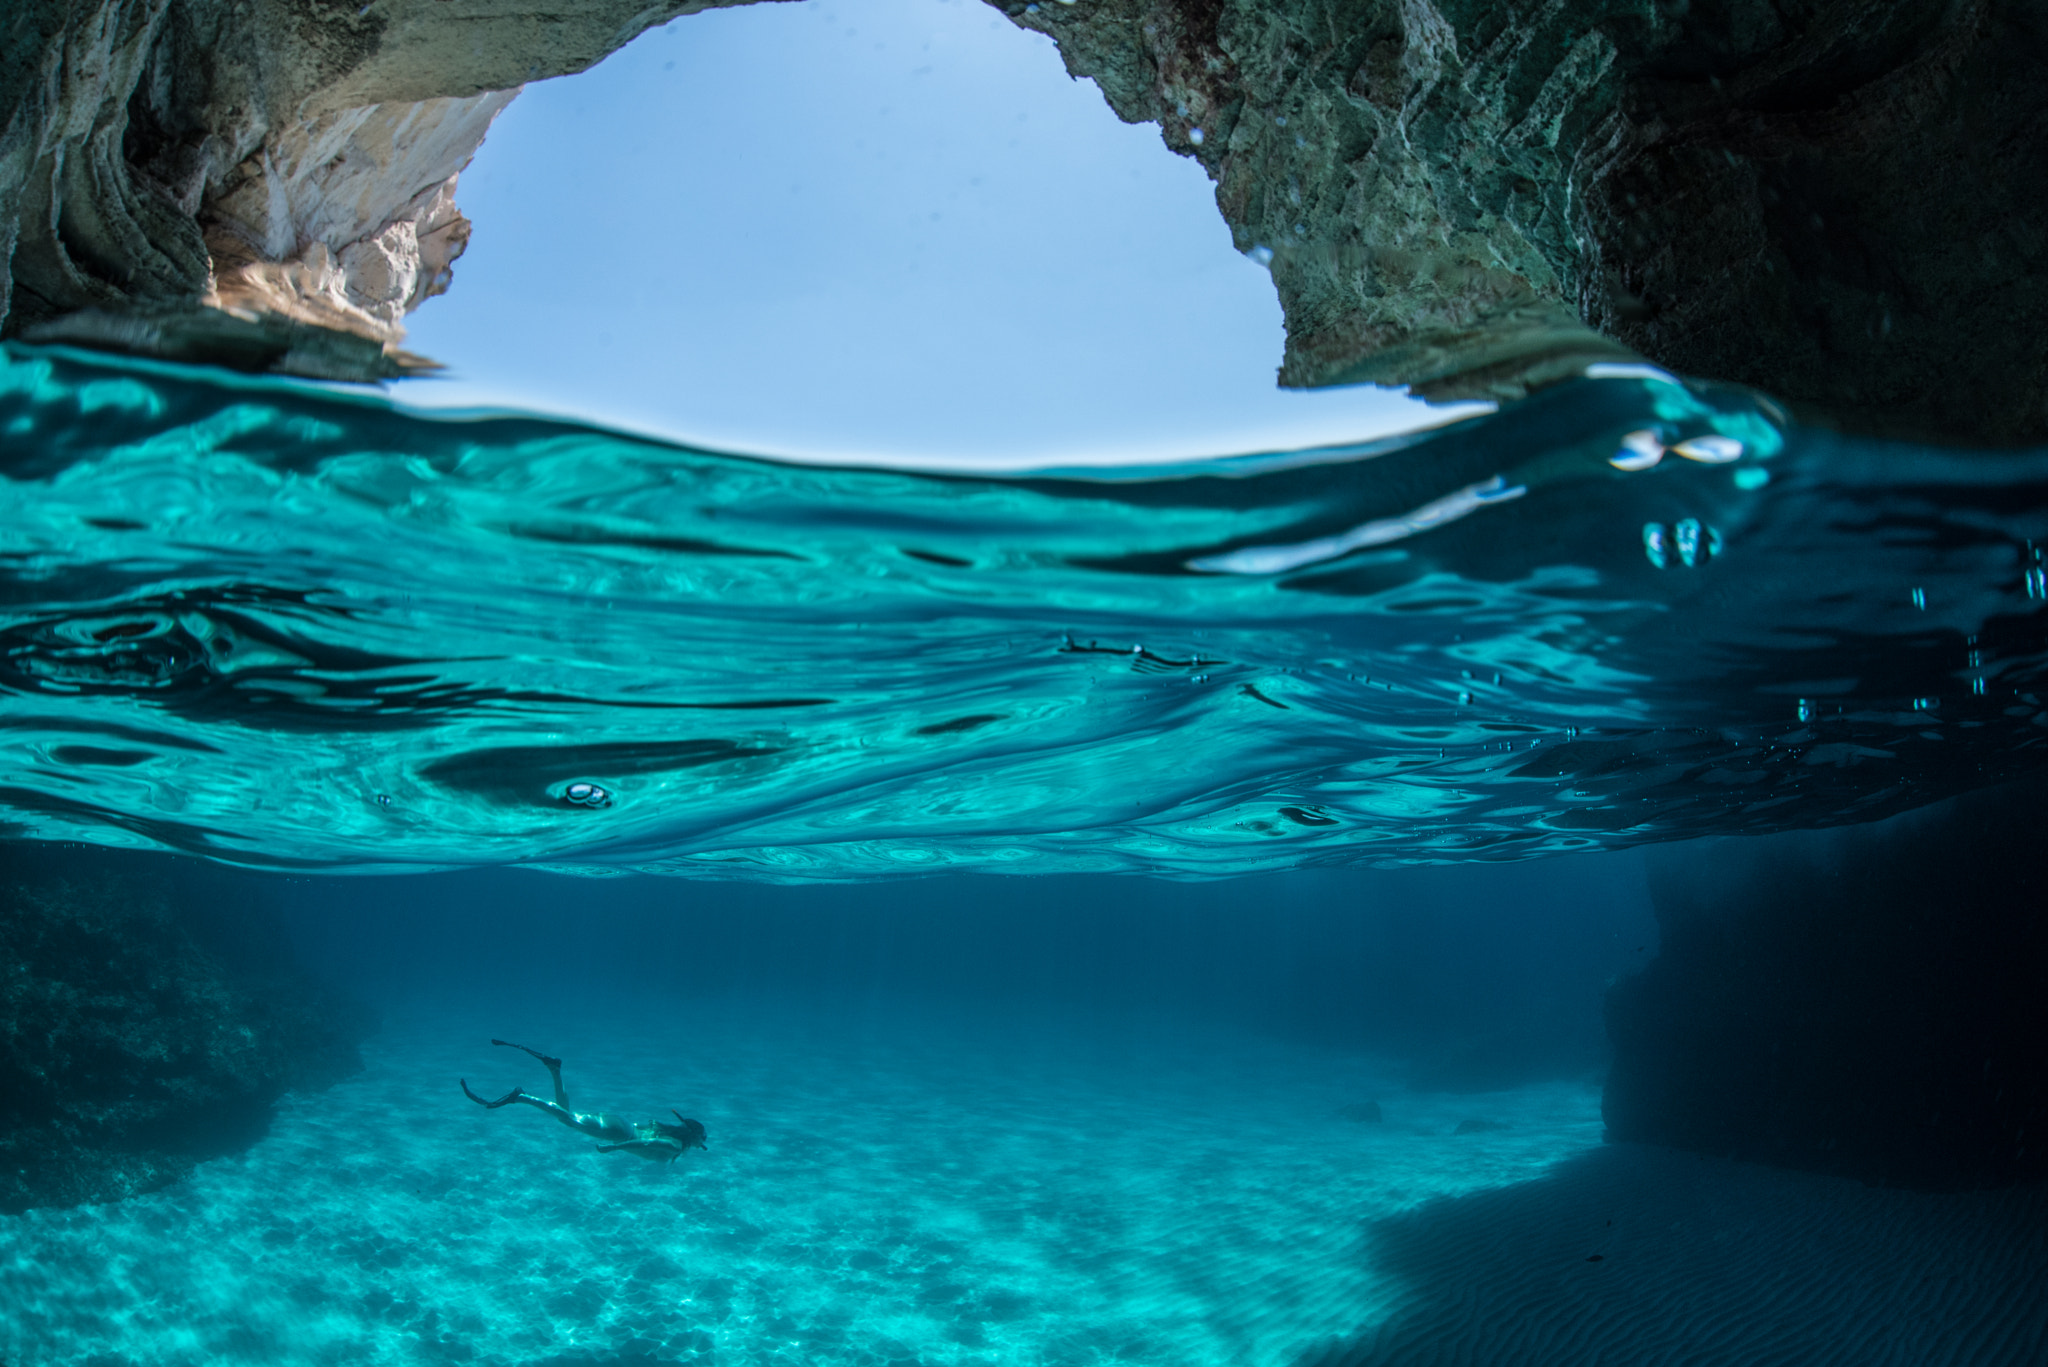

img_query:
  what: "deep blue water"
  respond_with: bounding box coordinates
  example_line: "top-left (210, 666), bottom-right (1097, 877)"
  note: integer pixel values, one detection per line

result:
top-left (3, 341), bottom-right (2048, 1365)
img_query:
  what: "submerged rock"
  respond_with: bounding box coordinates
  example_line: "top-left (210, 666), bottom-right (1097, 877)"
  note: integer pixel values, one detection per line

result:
top-left (0, 855), bottom-right (368, 1213)
top-left (1604, 774), bottom-right (2048, 1190)
top-left (1337, 1099), bottom-right (1384, 1123)
top-left (1452, 1118), bottom-right (1511, 1136)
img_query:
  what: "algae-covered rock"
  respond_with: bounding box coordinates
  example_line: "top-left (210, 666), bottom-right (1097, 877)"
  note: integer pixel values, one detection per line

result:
top-left (0, 863), bottom-right (366, 1213)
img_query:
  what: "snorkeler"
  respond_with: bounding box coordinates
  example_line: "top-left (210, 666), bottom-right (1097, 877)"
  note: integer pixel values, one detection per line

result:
top-left (461, 1039), bottom-right (708, 1163)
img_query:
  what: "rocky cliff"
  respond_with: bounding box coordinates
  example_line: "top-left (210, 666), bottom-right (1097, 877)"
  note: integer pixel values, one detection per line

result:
top-left (1, 0), bottom-right (764, 379)
top-left (1013, 0), bottom-right (2048, 441)
top-left (5, 0), bottom-right (2045, 439)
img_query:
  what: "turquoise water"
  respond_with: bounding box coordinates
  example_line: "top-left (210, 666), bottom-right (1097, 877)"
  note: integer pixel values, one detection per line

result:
top-left (6, 1001), bottom-right (2043, 1367)
top-left (2, 344), bottom-right (2044, 875)
top-left (0, 1007), bottom-right (1603, 1366)
top-left (5, 340), bottom-right (2048, 1366)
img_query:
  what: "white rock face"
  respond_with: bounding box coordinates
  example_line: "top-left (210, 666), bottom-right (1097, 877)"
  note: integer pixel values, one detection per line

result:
top-left (3, 0), bottom-right (756, 377)
top-left (204, 90), bottom-right (515, 344)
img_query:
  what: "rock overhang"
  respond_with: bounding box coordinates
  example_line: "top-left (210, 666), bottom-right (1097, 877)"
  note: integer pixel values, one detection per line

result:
top-left (3, 0), bottom-right (2045, 441)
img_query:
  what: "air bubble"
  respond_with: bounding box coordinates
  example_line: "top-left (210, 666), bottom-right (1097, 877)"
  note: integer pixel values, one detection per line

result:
top-left (1911, 587), bottom-right (1926, 610)
top-left (2026, 566), bottom-right (2046, 599)
top-left (1189, 127), bottom-right (1205, 145)
top-left (1457, 691), bottom-right (1471, 705)
top-left (1734, 466), bottom-right (1771, 490)
top-left (1610, 429), bottom-right (1664, 471)
top-left (1642, 523), bottom-right (1669, 569)
top-left (1675, 518), bottom-right (1702, 567)
top-left (1248, 244), bottom-right (1274, 266)
top-left (1673, 435), bottom-right (1744, 463)
top-left (1797, 699), bottom-right (1814, 722)
top-left (1912, 697), bottom-right (1937, 712)
top-left (563, 781), bottom-right (613, 809)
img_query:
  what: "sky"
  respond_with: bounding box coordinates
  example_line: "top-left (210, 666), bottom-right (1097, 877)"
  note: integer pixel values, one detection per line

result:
top-left (396, 0), bottom-right (1469, 468)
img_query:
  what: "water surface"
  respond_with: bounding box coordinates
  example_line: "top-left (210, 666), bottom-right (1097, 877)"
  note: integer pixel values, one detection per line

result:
top-left (3, 344), bottom-right (2043, 875)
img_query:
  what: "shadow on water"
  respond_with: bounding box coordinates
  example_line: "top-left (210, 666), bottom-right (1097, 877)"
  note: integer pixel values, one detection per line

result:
top-left (1294, 1144), bottom-right (2048, 1367)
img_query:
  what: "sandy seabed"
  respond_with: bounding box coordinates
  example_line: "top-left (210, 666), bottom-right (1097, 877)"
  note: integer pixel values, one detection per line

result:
top-left (3, 1001), bottom-right (2043, 1367)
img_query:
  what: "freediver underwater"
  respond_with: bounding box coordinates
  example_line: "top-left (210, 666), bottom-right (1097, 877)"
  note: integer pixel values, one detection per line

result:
top-left (461, 1039), bottom-right (709, 1163)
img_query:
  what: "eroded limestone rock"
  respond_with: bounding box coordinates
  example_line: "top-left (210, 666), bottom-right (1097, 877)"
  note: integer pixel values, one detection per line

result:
top-left (7, 0), bottom-right (2044, 437)
top-left (2, 0), bottom-right (761, 378)
top-left (198, 91), bottom-right (512, 348)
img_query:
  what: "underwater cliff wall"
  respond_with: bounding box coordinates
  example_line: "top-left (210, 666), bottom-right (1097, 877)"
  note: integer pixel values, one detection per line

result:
top-left (1009, 0), bottom-right (2048, 442)
top-left (1604, 775), bottom-right (2048, 1190)
top-left (0, 848), bottom-right (368, 1213)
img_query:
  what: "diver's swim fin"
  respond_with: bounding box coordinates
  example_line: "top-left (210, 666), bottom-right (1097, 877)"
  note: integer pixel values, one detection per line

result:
top-left (461, 1078), bottom-right (526, 1108)
top-left (490, 1038), bottom-right (563, 1070)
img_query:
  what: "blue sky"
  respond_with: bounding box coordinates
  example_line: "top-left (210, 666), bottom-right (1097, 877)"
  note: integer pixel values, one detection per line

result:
top-left (398, 0), bottom-right (1463, 468)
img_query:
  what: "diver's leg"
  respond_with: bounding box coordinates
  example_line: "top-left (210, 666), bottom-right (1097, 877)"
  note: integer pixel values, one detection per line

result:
top-left (462, 1078), bottom-right (597, 1133)
top-left (546, 1059), bottom-right (569, 1109)
top-left (490, 1039), bottom-right (570, 1108)
top-left (474, 1043), bottom-right (625, 1141)
top-left (509, 1096), bottom-right (631, 1141)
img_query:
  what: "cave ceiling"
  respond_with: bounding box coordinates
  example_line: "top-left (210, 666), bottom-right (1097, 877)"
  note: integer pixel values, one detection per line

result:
top-left (4, 0), bottom-right (2045, 442)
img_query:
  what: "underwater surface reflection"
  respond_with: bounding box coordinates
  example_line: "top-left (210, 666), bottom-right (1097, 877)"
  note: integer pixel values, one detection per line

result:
top-left (2, 344), bottom-right (2043, 874)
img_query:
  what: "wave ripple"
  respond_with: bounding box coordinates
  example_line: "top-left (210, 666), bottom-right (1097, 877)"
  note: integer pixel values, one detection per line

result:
top-left (2, 345), bottom-right (2045, 875)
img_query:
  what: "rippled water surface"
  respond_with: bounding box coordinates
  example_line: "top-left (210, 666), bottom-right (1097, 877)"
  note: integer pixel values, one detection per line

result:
top-left (2, 344), bottom-right (2044, 875)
